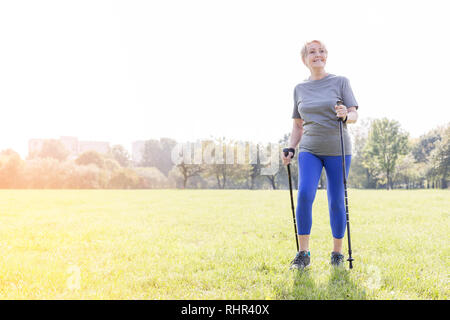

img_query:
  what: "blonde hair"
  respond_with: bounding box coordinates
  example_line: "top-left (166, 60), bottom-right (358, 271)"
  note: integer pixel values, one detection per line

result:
top-left (301, 40), bottom-right (328, 63)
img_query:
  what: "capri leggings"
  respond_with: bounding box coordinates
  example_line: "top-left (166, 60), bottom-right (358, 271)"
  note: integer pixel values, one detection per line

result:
top-left (296, 151), bottom-right (351, 239)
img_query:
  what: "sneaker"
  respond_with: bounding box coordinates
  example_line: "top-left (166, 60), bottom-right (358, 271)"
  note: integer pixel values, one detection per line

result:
top-left (331, 252), bottom-right (345, 267)
top-left (290, 251), bottom-right (311, 270)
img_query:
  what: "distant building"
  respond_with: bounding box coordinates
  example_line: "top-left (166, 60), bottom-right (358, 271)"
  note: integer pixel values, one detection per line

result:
top-left (79, 140), bottom-right (110, 155)
top-left (28, 136), bottom-right (110, 160)
top-left (132, 140), bottom-right (145, 165)
top-left (60, 136), bottom-right (79, 155)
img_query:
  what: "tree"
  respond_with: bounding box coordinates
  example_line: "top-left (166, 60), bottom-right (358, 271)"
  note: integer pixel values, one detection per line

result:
top-left (69, 164), bottom-right (108, 189)
top-left (134, 167), bottom-right (170, 188)
top-left (109, 144), bottom-right (130, 167)
top-left (75, 150), bottom-right (106, 168)
top-left (21, 158), bottom-right (69, 188)
top-left (108, 168), bottom-right (143, 189)
top-left (177, 162), bottom-right (204, 188)
top-left (103, 158), bottom-right (121, 172)
top-left (0, 149), bottom-right (24, 188)
top-left (411, 128), bottom-right (441, 163)
top-left (263, 142), bottom-right (282, 190)
top-left (29, 139), bottom-right (69, 162)
top-left (140, 139), bottom-right (161, 168)
top-left (222, 140), bottom-right (256, 189)
top-left (140, 138), bottom-right (177, 176)
top-left (201, 138), bottom-right (227, 189)
top-left (348, 119), bottom-right (378, 188)
top-left (249, 143), bottom-right (261, 189)
top-left (410, 124), bottom-right (449, 189)
top-left (170, 140), bottom-right (204, 188)
top-left (429, 124), bottom-right (450, 188)
top-left (159, 138), bottom-right (177, 176)
top-left (200, 138), bottom-right (250, 189)
top-left (393, 154), bottom-right (419, 189)
top-left (363, 118), bottom-right (409, 190)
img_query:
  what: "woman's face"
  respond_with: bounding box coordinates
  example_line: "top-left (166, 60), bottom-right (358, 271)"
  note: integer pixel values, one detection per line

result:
top-left (304, 42), bottom-right (327, 70)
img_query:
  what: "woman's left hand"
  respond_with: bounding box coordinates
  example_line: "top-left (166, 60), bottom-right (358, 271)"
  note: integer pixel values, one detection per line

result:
top-left (334, 103), bottom-right (348, 120)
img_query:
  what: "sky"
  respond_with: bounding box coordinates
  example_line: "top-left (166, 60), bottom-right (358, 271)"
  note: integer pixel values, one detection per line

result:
top-left (0, 0), bottom-right (449, 158)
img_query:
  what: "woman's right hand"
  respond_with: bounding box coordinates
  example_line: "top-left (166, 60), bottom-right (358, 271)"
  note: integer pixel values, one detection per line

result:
top-left (282, 148), bottom-right (295, 165)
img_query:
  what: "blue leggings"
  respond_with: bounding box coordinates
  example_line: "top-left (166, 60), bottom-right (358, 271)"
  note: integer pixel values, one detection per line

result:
top-left (296, 151), bottom-right (351, 239)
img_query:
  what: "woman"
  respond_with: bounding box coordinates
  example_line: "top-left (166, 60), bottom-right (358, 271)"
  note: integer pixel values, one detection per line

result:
top-left (282, 40), bottom-right (359, 269)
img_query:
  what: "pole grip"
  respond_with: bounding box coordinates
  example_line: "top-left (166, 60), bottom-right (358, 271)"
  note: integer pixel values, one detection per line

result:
top-left (336, 100), bottom-right (344, 122)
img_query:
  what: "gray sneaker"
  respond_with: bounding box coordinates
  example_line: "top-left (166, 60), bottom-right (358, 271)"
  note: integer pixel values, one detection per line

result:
top-left (290, 251), bottom-right (311, 270)
top-left (331, 252), bottom-right (345, 267)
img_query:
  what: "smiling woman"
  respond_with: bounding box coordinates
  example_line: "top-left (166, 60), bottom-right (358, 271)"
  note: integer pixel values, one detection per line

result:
top-left (301, 40), bottom-right (328, 70)
top-left (282, 39), bottom-right (359, 270)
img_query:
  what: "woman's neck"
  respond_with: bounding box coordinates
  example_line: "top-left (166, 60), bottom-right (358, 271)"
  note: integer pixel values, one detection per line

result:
top-left (309, 69), bottom-right (328, 80)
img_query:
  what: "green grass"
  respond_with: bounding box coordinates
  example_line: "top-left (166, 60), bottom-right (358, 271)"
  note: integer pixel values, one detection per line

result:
top-left (0, 189), bottom-right (448, 299)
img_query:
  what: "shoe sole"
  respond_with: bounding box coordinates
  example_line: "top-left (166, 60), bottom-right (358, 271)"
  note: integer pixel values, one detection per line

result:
top-left (330, 262), bottom-right (344, 268)
top-left (289, 263), bottom-right (311, 270)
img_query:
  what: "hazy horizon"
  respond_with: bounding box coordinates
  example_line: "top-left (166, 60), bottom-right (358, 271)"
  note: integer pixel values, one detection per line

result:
top-left (4, 114), bottom-right (448, 160)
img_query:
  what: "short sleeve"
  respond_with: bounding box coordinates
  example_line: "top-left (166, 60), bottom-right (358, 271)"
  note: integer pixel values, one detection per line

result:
top-left (292, 87), bottom-right (302, 119)
top-left (341, 77), bottom-right (358, 110)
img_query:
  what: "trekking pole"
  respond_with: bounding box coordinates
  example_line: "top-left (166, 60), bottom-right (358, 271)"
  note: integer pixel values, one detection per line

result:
top-left (283, 148), bottom-right (299, 252)
top-left (336, 100), bottom-right (354, 269)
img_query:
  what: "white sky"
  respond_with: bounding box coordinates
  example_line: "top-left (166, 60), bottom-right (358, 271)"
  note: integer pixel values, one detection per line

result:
top-left (0, 0), bottom-right (449, 158)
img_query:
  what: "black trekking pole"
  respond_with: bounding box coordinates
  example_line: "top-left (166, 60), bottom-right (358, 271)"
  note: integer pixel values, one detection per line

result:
top-left (283, 148), bottom-right (299, 252)
top-left (336, 100), bottom-right (354, 269)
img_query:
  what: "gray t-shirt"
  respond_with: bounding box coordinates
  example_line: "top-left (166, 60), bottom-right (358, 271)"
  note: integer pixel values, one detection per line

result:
top-left (292, 74), bottom-right (358, 156)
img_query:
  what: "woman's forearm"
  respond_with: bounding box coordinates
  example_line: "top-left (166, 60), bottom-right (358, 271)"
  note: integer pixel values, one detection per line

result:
top-left (345, 109), bottom-right (358, 124)
top-left (289, 122), bottom-right (303, 149)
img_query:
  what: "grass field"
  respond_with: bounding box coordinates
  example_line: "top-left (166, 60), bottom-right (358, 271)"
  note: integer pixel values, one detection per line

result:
top-left (0, 189), bottom-right (448, 300)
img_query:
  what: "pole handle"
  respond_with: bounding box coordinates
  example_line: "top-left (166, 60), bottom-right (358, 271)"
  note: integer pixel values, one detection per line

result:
top-left (336, 100), bottom-right (344, 122)
top-left (283, 147), bottom-right (296, 159)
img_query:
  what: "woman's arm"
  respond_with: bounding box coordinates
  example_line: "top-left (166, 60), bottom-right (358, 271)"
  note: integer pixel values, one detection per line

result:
top-left (282, 118), bottom-right (304, 165)
top-left (289, 118), bottom-right (304, 148)
top-left (345, 106), bottom-right (358, 124)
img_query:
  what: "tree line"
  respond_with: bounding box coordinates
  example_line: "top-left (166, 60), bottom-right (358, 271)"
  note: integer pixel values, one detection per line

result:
top-left (0, 118), bottom-right (448, 189)
top-left (348, 118), bottom-right (448, 190)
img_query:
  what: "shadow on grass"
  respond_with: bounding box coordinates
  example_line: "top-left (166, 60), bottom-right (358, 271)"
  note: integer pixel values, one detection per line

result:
top-left (278, 267), bottom-right (368, 300)
top-left (324, 267), bottom-right (367, 300)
